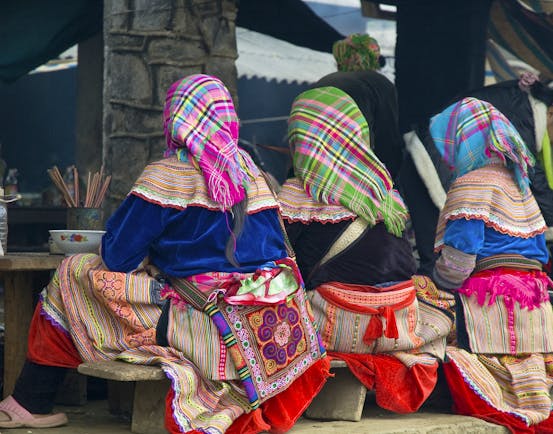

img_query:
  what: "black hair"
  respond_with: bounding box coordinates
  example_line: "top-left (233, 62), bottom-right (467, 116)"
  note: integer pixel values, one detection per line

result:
top-left (529, 81), bottom-right (553, 107)
top-left (225, 197), bottom-right (248, 268)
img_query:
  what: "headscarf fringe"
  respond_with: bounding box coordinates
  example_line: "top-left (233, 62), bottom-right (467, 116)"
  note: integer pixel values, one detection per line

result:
top-left (381, 192), bottom-right (408, 237)
top-left (207, 175), bottom-right (233, 210)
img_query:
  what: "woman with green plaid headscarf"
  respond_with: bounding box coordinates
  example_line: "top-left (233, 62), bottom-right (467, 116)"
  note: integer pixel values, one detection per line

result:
top-left (279, 85), bottom-right (413, 290)
top-left (278, 86), bottom-right (454, 415)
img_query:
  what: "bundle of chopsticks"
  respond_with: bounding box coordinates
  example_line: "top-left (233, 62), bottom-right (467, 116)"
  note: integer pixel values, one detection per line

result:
top-left (48, 165), bottom-right (111, 208)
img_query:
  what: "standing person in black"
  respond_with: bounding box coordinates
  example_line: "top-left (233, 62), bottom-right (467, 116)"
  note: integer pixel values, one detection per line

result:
top-left (313, 33), bottom-right (404, 181)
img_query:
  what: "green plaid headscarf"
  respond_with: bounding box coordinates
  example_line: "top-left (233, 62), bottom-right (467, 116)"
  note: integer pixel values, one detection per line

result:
top-left (332, 33), bottom-right (381, 72)
top-left (288, 86), bottom-right (408, 236)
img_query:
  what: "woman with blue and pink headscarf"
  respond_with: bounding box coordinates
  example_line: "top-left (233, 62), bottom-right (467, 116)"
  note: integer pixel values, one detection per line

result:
top-left (0, 74), bottom-right (330, 433)
top-left (430, 97), bottom-right (553, 433)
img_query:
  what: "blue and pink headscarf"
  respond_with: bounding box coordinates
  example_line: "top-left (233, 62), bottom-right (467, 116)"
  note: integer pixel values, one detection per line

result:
top-left (163, 74), bottom-right (259, 209)
top-left (430, 97), bottom-right (534, 192)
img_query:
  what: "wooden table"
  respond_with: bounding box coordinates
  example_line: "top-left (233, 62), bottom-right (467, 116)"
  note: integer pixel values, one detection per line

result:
top-left (0, 253), bottom-right (64, 397)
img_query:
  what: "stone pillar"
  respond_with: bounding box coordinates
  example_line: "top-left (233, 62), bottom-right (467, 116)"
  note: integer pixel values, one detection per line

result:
top-left (102, 0), bottom-right (238, 214)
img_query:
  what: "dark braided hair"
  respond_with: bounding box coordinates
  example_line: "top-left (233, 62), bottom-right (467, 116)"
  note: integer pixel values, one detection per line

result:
top-left (225, 197), bottom-right (248, 268)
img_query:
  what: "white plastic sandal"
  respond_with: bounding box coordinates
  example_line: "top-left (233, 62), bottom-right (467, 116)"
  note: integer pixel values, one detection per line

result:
top-left (0, 396), bottom-right (68, 428)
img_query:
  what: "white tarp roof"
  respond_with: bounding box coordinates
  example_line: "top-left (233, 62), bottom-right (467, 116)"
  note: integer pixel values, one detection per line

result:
top-left (236, 27), bottom-right (337, 84)
top-left (236, 0), bottom-right (398, 84)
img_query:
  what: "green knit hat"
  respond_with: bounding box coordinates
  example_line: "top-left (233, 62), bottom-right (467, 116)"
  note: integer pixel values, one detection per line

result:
top-left (332, 33), bottom-right (382, 72)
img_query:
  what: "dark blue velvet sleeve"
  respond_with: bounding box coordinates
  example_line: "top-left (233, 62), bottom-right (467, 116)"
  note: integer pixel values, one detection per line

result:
top-left (443, 219), bottom-right (484, 255)
top-left (101, 195), bottom-right (167, 272)
top-left (101, 195), bottom-right (289, 276)
top-left (443, 218), bottom-right (550, 263)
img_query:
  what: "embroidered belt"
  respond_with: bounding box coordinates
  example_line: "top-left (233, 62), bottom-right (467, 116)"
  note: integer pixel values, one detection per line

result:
top-left (474, 254), bottom-right (542, 273)
top-left (316, 281), bottom-right (415, 345)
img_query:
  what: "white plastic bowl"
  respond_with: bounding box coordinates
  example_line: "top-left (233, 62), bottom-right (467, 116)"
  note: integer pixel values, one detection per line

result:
top-left (49, 230), bottom-right (105, 255)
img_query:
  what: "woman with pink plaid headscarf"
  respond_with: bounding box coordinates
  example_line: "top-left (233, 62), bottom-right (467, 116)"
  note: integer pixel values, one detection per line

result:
top-left (0, 74), bottom-right (330, 433)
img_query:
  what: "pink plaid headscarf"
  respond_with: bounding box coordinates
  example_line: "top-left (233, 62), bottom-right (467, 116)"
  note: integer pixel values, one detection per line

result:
top-left (163, 74), bottom-right (259, 209)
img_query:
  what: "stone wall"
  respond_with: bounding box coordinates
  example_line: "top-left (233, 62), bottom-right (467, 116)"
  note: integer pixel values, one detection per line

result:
top-left (102, 0), bottom-right (238, 214)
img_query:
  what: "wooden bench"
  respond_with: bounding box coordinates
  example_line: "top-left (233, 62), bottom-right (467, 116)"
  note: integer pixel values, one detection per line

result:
top-left (78, 361), bottom-right (169, 434)
top-left (78, 358), bottom-right (368, 433)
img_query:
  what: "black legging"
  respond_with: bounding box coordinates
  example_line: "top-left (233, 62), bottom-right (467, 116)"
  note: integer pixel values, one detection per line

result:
top-left (12, 299), bottom-right (172, 415)
top-left (12, 361), bottom-right (68, 414)
top-left (398, 153), bottom-right (440, 276)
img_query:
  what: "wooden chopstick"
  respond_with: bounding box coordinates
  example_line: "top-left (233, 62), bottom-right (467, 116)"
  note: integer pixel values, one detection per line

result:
top-left (48, 166), bottom-right (76, 207)
top-left (49, 165), bottom-right (111, 208)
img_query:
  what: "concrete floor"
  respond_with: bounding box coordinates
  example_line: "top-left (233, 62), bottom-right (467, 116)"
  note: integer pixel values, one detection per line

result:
top-left (2, 400), bottom-right (132, 434)
top-left (0, 399), bottom-right (508, 434)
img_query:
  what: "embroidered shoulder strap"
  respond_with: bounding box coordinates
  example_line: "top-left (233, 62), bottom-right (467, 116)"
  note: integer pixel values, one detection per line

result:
top-left (303, 217), bottom-right (368, 286)
top-left (319, 218), bottom-right (368, 266)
